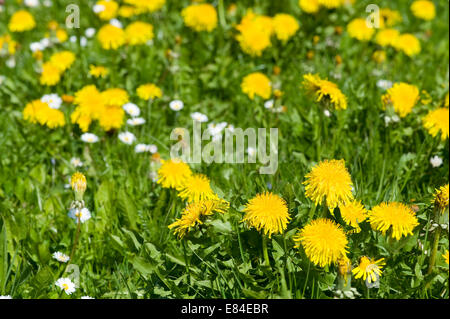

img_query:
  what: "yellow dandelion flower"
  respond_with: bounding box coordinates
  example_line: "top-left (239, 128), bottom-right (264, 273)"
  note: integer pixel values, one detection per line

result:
top-left (340, 200), bottom-right (368, 231)
top-left (423, 108), bottom-right (449, 141)
top-left (177, 174), bottom-right (217, 203)
top-left (347, 18), bottom-right (375, 41)
top-left (375, 28), bottom-right (400, 47)
top-left (372, 50), bottom-right (386, 63)
top-left (242, 192), bottom-right (290, 238)
top-left (182, 3), bottom-right (218, 32)
top-left (95, 0), bottom-right (119, 20)
top-left (318, 0), bottom-right (345, 9)
top-left (89, 65), bottom-right (109, 78)
top-left (56, 29), bottom-right (68, 43)
top-left (433, 184), bottom-right (449, 210)
top-left (302, 73), bottom-right (347, 110)
top-left (71, 85), bottom-right (106, 132)
top-left (98, 105), bottom-right (125, 131)
top-left (118, 5), bottom-right (137, 18)
top-left (125, 21), bottom-right (154, 45)
top-left (304, 159), bottom-right (353, 211)
top-left (23, 100), bottom-right (65, 129)
top-left (62, 95), bottom-right (74, 103)
top-left (241, 72), bottom-right (272, 100)
top-left (294, 218), bottom-right (348, 267)
top-left (394, 33), bottom-right (421, 57)
top-left (124, 0), bottom-right (165, 13)
top-left (101, 88), bottom-right (129, 106)
top-left (411, 0), bottom-right (435, 21)
top-left (236, 11), bottom-right (272, 56)
top-left (382, 82), bottom-right (419, 118)
top-left (40, 62), bottom-right (62, 86)
top-left (368, 202), bottom-right (419, 240)
top-left (352, 256), bottom-right (385, 283)
top-left (137, 83), bottom-right (162, 100)
top-left (49, 51), bottom-right (76, 72)
top-left (272, 14), bottom-right (299, 41)
top-left (299, 0), bottom-right (320, 13)
top-left (379, 8), bottom-right (402, 27)
top-left (444, 250), bottom-right (449, 265)
top-left (157, 159), bottom-right (192, 189)
top-left (168, 198), bottom-right (228, 238)
top-left (97, 24), bottom-right (125, 50)
top-left (8, 10), bottom-right (36, 32)
top-left (71, 172), bottom-right (87, 200)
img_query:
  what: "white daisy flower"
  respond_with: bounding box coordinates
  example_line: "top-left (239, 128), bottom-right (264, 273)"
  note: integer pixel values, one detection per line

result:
top-left (70, 36), bottom-right (77, 43)
top-left (135, 144), bottom-right (149, 153)
top-left (68, 207), bottom-right (92, 223)
top-left (25, 0), bottom-right (40, 7)
top-left (6, 57), bottom-right (15, 68)
top-left (118, 131), bottom-right (136, 145)
top-left (109, 19), bottom-right (122, 28)
top-left (149, 171), bottom-right (158, 182)
top-left (81, 133), bottom-right (99, 143)
top-left (123, 103), bottom-right (140, 117)
top-left (80, 37), bottom-right (88, 47)
top-left (376, 79), bottom-right (393, 90)
top-left (190, 112), bottom-right (208, 123)
top-left (81, 296), bottom-right (95, 299)
top-left (169, 100), bottom-right (184, 111)
top-left (324, 109), bottom-right (331, 117)
top-left (264, 100), bottom-right (274, 109)
top-left (85, 28), bottom-right (96, 38)
top-left (93, 4), bottom-right (105, 13)
top-left (30, 42), bottom-right (45, 52)
top-left (430, 155), bottom-right (443, 168)
top-left (52, 251), bottom-right (70, 263)
top-left (127, 117), bottom-right (146, 126)
top-left (41, 93), bottom-right (62, 109)
top-left (70, 157), bottom-right (83, 167)
top-left (55, 278), bottom-right (76, 295)
top-left (39, 38), bottom-right (51, 48)
top-left (0, 295), bottom-right (12, 299)
top-left (225, 124), bottom-right (235, 133)
top-left (43, 0), bottom-right (52, 6)
top-left (147, 144), bottom-right (157, 153)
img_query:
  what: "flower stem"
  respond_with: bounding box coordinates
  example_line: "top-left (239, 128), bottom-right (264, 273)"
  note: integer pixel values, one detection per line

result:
top-left (68, 217), bottom-right (81, 266)
top-left (427, 209), bottom-right (442, 276)
top-left (262, 236), bottom-right (270, 268)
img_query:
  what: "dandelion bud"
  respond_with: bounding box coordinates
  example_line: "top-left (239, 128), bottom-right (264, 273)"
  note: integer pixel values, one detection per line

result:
top-left (71, 172), bottom-right (86, 201)
top-left (336, 256), bottom-right (352, 291)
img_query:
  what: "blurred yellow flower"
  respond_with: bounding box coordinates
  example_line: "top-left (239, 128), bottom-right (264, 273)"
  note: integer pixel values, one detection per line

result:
top-left (102, 88), bottom-right (129, 106)
top-left (8, 10), bottom-right (36, 32)
top-left (182, 3), bottom-right (218, 32)
top-left (379, 8), bottom-right (402, 27)
top-left (394, 33), bottom-right (421, 57)
top-left (89, 65), bottom-right (109, 78)
top-left (236, 11), bottom-right (272, 56)
top-left (99, 105), bottom-right (125, 131)
top-left (423, 108), bottom-right (449, 140)
top-left (444, 250), bottom-right (449, 265)
top-left (242, 192), bottom-right (290, 238)
top-left (303, 159), bottom-right (353, 211)
top-left (241, 72), bottom-right (272, 100)
top-left (23, 100), bottom-right (65, 129)
top-left (272, 14), bottom-right (299, 41)
top-left (347, 18), bottom-right (375, 41)
top-left (411, 0), bottom-right (436, 21)
top-left (382, 82), bottom-right (419, 118)
top-left (124, 0), bottom-right (165, 13)
top-left (56, 29), bottom-right (68, 43)
top-left (375, 28), bottom-right (400, 47)
top-left (368, 202), bottom-right (419, 240)
top-left (137, 83), bottom-right (163, 100)
top-left (299, 0), bottom-right (319, 13)
top-left (40, 62), bottom-right (62, 86)
top-left (49, 51), bottom-right (76, 72)
top-left (97, 24), bottom-right (125, 50)
top-left (95, 0), bottom-right (119, 20)
top-left (294, 218), bottom-right (348, 267)
top-left (157, 159), bottom-right (192, 190)
top-left (125, 21), bottom-right (154, 45)
top-left (433, 184), bottom-right (449, 210)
